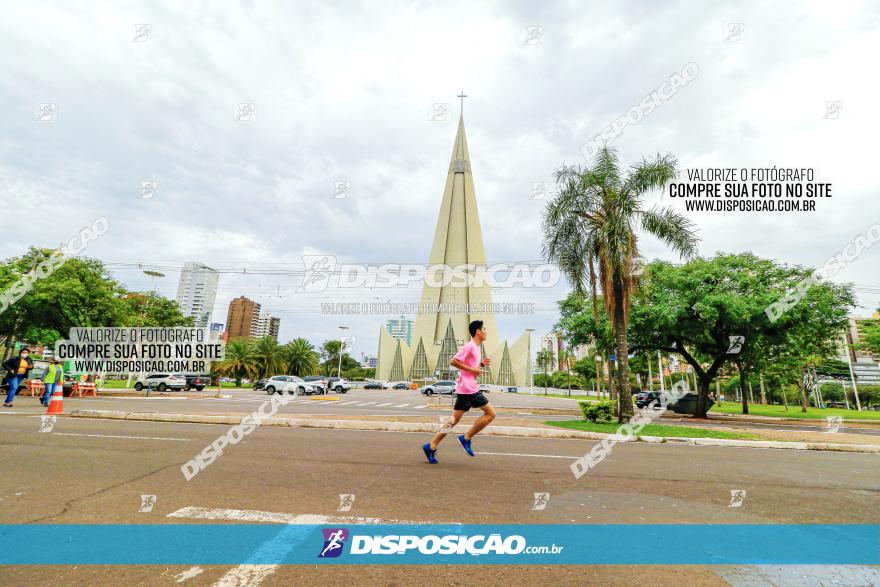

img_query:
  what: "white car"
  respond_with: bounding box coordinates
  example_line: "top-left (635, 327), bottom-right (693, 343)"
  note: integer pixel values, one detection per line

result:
top-left (264, 375), bottom-right (318, 395)
top-left (134, 373), bottom-right (186, 392)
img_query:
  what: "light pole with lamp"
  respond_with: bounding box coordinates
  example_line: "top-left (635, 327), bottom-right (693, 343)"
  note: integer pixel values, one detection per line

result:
top-left (525, 328), bottom-right (535, 395)
top-left (129, 270), bottom-right (165, 391)
top-left (337, 326), bottom-right (349, 378)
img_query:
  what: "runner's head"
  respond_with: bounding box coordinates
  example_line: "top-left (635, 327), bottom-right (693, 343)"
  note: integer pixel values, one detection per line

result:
top-left (19, 348), bottom-right (29, 359)
top-left (469, 320), bottom-right (486, 343)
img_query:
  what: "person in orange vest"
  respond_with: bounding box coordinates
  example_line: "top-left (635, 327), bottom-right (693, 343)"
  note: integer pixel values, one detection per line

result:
top-left (3, 348), bottom-right (34, 407)
top-left (41, 357), bottom-right (64, 407)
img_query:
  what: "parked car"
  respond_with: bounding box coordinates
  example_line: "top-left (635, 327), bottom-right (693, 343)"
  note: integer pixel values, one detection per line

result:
top-left (825, 401), bottom-right (847, 409)
top-left (264, 375), bottom-right (318, 395)
top-left (280, 376), bottom-right (319, 395)
top-left (174, 373), bottom-right (208, 391)
top-left (326, 377), bottom-right (351, 393)
top-left (252, 378), bottom-right (267, 391)
top-left (506, 386), bottom-right (518, 393)
top-left (478, 383), bottom-right (490, 393)
top-left (392, 381), bottom-right (410, 390)
top-left (303, 376), bottom-right (330, 394)
top-left (134, 373), bottom-right (186, 392)
top-left (420, 380), bottom-right (457, 396)
top-left (364, 381), bottom-right (384, 389)
top-left (635, 391), bottom-right (663, 408)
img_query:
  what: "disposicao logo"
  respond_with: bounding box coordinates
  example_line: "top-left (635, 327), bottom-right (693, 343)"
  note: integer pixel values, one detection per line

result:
top-left (318, 528), bottom-right (348, 558)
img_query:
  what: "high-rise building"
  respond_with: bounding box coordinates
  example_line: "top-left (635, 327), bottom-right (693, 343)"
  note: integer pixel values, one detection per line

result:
top-left (175, 262), bottom-right (219, 328)
top-left (252, 312), bottom-right (281, 342)
top-left (376, 109), bottom-right (529, 385)
top-left (385, 317), bottom-right (414, 346)
top-left (225, 296), bottom-right (261, 339)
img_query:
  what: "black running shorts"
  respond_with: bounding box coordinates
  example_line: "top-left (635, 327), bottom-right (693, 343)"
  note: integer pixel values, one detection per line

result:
top-left (453, 392), bottom-right (489, 411)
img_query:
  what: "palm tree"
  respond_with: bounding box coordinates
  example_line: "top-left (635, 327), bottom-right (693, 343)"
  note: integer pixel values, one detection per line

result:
top-left (535, 349), bottom-right (554, 395)
top-left (542, 146), bottom-right (698, 421)
top-left (215, 338), bottom-right (257, 387)
top-left (252, 336), bottom-right (286, 379)
top-left (283, 338), bottom-right (320, 376)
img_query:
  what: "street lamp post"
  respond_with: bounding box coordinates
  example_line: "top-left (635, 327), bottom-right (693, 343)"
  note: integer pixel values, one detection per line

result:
top-left (337, 326), bottom-right (349, 378)
top-left (525, 328), bottom-right (535, 395)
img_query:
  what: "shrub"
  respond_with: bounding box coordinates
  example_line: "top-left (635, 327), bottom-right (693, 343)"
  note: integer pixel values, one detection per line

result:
top-left (579, 400), bottom-right (614, 422)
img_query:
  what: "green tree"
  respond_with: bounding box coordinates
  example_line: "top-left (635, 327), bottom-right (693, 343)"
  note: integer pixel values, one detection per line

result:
top-left (283, 337), bottom-right (320, 376)
top-left (0, 248), bottom-right (128, 353)
top-left (543, 146), bottom-right (698, 421)
top-left (215, 338), bottom-right (257, 386)
top-left (118, 291), bottom-right (194, 327)
top-left (253, 336), bottom-right (286, 379)
top-left (320, 340), bottom-right (358, 375)
top-left (627, 254), bottom-right (854, 417)
top-left (535, 349), bottom-right (554, 394)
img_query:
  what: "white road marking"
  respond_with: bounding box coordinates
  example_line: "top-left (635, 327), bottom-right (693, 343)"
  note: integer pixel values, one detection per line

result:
top-left (393, 404), bottom-right (411, 407)
top-left (53, 432), bottom-right (191, 441)
top-left (357, 402), bottom-right (376, 406)
top-left (338, 401), bottom-right (360, 405)
top-left (478, 451), bottom-right (578, 459)
top-left (374, 403), bottom-right (395, 407)
top-left (414, 405), bottom-right (428, 409)
top-left (167, 506), bottom-right (434, 525)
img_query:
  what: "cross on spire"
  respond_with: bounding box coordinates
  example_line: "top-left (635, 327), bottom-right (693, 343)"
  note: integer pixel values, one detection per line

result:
top-left (457, 91), bottom-right (467, 115)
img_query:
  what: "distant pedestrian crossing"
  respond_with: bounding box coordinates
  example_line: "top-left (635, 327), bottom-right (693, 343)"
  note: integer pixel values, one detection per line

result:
top-left (221, 396), bottom-right (432, 410)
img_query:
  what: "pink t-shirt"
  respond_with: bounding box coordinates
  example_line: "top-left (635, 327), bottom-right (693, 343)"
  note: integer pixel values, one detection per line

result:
top-left (452, 340), bottom-right (481, 394)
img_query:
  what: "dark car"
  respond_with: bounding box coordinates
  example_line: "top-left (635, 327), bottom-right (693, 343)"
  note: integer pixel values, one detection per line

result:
top-left (174, 373), bottom-right (208, 391)
top-left (252, 378), bottom-right (267, 391)
top-left (392, 382), bottom-right (410, 390)
top-left (364, 381), bottom-right (384, 389)
top-left (635, 391), bottom-right (663, 408)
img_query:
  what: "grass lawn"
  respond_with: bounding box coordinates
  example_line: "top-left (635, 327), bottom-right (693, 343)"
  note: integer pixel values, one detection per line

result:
top-left (546, 420), bottom-right (761, 440)
top-left (711, 401), bottom-right (880, 420)
top-left (527, 392), bottom-right (601, 401)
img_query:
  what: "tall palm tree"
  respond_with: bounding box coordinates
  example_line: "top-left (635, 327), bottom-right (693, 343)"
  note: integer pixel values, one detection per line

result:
top-left (215, 338), bottom-right (257, 387)
top-left (253, 336), bottom-right (286, 379)
top-left (542, 146), bottom-right (698, 421)
top-left (283, 338), bottom-right (320, 376)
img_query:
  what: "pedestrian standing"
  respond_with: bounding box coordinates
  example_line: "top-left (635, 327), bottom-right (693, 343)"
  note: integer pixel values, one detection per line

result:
top-left (3, 348), bottom-right (35, 407)
top-left (41, 357), bottom-right (64, 407)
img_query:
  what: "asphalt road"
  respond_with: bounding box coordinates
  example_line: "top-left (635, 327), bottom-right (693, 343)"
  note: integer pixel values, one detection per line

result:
top-left (0, 410), bottom-right (878, 586)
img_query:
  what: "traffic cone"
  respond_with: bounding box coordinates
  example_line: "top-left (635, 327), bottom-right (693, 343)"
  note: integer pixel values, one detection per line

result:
top-left (46, 386), bottom-right (63, 415)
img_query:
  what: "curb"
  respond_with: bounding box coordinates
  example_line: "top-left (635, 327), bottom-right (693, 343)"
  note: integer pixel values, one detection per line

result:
top-left (67, 410), bottom-right (880, 454)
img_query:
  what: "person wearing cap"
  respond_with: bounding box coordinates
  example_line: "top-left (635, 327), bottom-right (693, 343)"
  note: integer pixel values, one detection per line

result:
top-left (41, 357), bottom-right (64, 407)
top-left (3, 348), bottom-right (34, 407)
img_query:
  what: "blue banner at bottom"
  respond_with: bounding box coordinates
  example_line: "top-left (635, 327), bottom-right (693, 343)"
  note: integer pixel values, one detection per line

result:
top-left (0, 524), bottom-right (877, 565)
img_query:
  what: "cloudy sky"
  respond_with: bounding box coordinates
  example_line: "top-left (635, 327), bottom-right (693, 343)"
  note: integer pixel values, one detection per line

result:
top-left (2, 1), bottom-right (878, 359)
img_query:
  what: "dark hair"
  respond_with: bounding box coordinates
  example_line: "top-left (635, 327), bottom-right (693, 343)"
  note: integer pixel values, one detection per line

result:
top-left (19, 348), bottom-right (30, 355)
top-left (468, 320), bottom-right (483, 337)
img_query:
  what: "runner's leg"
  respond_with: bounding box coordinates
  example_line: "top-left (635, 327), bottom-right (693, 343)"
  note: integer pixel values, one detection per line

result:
top-left (464, 403), bottom-right (495, 440)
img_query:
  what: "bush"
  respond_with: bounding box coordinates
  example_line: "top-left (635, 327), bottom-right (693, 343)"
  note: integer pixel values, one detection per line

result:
top-left (579, 400), bottom-right (614, 422)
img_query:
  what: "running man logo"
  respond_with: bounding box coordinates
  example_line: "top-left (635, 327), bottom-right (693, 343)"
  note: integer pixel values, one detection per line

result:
top-left (39, 415), bottom-right (56, 433)
top-left (726, 336), bottom-right (745, 355)
top-left (825, 416), bottom-right (843, 434)
top-left (338, 494), bottom-right (355, 512)
top-left (318, 528), bottom-right (349, 558)
top-left (297, 255), bottom-right (337, 293)
top-left (138, 494), bottom-right (157, 513)
top-left (531, 493), bottom-right (550, 511)
top-left (728, 489), bottom-right (747, 508)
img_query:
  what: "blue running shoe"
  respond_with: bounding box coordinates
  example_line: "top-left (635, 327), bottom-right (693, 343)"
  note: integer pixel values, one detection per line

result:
top-left (422, 443), bottom-right (438, 464)
top-left (458, 435), bottom-right (475, 457)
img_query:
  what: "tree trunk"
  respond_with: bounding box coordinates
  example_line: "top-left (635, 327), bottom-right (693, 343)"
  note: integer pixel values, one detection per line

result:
top-left (737, 362), bottom-right (749, 415)
top-left (800, 366), bottom-right (815, 413)
top-left (759, 374), bottom-right (767, 405)
top-left (781, 385), bottom-right (788, 410)
top-left (694, 375), bottom-right (712, 419)
top-left (613, 312), bottom-right (633, 423)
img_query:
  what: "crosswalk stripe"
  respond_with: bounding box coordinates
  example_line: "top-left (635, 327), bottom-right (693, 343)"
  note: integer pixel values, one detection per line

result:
top-left (374, 403), bottom-right (394, 407)
top-left (414, 405), bottom-right (428, 409)
top-left (393, 404), bottom-right (410, 407)
top-left (358, 402), bottom-right (376, 406)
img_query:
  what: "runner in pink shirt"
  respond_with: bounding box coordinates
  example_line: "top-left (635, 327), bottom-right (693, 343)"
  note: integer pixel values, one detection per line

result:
top-left (423, 320), bottom-right (495, 464)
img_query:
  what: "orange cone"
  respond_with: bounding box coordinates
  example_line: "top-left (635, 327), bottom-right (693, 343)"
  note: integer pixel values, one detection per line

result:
top-left (45, 386), bottom-right (63, 415)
